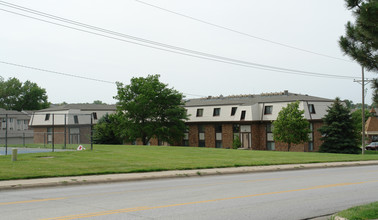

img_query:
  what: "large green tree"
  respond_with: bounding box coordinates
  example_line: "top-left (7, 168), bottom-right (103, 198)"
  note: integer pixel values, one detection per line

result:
top-left (114, 74), bottom-right (187, 145)
top-left (0, 77), bottom-right (49, 111)
top-left (339, 0), bottom-right (378, 72)
top-left (273, 101), bottom-right (311, 151)
top-left (93, 113), bottom-right (123, 144)
top-left (319, 98), bottom-right (360, 154)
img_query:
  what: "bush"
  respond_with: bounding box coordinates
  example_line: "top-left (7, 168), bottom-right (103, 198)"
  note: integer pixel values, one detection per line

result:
top-left (232, 135), bottom-right (241, 149)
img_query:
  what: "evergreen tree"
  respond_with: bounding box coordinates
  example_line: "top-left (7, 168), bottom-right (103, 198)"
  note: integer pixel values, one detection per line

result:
top-left (339, 0), bottom-right (378, 72)
top-left (273, 101), bottom-right (311, 151)
top-left (319, 98), bottom-right (360, 154)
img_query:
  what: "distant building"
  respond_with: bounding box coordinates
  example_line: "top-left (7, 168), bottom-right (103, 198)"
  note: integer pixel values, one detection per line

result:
top-left (365, 108), bottom-right (378, 143)
top-left (0, 108), bottom-right (33, 145)
top-left (183, 90), bottom-right (334, 152)
top-left (29, 104), bottom-right (116, 145)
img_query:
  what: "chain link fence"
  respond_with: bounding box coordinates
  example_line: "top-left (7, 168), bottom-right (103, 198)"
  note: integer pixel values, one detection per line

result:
top-left (0, 113), bottom-right (94, 155)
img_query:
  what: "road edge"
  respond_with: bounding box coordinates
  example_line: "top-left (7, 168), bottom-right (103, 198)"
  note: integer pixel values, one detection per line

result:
top-left (1, 160), bottom-right (378, 190)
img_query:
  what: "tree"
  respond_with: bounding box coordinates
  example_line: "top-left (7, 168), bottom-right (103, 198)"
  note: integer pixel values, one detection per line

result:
top-left (0, 77), bottom-right (49, 111)
top-left (339, 0), bottom-right (378, 72)
top-left (93, 100), bottom-right (105, 105)
top-left (351, 108), bottom-right (373, 143)
top-left (93, 113), bottom-right (123, 144)
top-left (343, 99), bottom-right (355, 109)
top-left (318, 98), bottom-right (360, 154)
top-left (114, 74), bottom-right (188, 145)
top-left (272, 101), bottom-right (311, 151)
top-left (372, 79), bottom-right (378, 106)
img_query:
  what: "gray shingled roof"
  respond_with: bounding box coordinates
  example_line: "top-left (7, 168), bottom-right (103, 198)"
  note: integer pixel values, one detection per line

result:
top-left (0, 108), bottom-right (31, 119)
top-left (185, 91), bottom-right (333, 107)
top-left (36, 104), bottom-right (116, 112)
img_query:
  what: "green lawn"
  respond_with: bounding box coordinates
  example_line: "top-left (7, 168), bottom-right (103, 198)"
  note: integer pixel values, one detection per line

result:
top-left (1, 145), bottom-right (378, 181)
top-left (335, 202), bottom-right (378, 220)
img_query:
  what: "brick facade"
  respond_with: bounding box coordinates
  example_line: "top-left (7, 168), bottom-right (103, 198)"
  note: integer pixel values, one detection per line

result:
top-left (222, 124), bottom-right (233, 149)
top-left (251, 123), bottom-right (265, 150)
top-left (205, 125), bottom-right (215, 148)
top-left (33, 125), bottom-right (92, 145)
top-left (185, 120), bottom-right (324, 152)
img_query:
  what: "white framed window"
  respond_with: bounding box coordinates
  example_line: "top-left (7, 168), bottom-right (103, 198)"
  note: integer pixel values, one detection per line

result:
top-left (264, 106), bottom-right (273, 114)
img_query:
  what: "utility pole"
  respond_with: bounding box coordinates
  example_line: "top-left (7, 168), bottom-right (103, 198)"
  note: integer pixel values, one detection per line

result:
top-left (362, 66), bottom-right (366, 155)
top-left (354, 67), bottom-right (373, 155)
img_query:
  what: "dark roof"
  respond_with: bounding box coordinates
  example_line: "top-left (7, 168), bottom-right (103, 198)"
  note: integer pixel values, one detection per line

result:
top-left (36, 104), bottom-right (116, 112)
top-left (185, 91), bottom-right (333, 107)
top-left (0, 108), bottom-right (31, 119)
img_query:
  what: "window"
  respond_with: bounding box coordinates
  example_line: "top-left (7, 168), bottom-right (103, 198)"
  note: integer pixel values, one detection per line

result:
top-left (266, 123), bottom-right (273, 133)
top-left (196, 108), bottom-right (203, 117)
top-left (240, 111), bottom-right (246, 120)
top-left (92, 112), bottom-right (98, 120)
top-left (264, 106), bottom-right (273, 114)
top-left (198, 125), bottom-right (205, 147)
top-left (199, 140), bottom-right (205, 147)
top-left (267, 142), bottom-right (275, 150)
top-left (198, 125), bottom-right (205, 133)
top-left (45, 114), bottom-right (50, 121)
top-left (9, 118), bottom-right (13, 123)
top-left (233, 124), bottom-right (240, 133)
top-left (74, 115), bottom-right (79, 124)
top-left (213, 108), bottom-right (220, 116)
top-left (308, 142), bottom-right (314, 151)
top-left (215, 125), bottom-right (222, 148)
top-left (266, 123), bottom-right (274, 150)
top-left (231, 107), bottom-right (237, 116)
top-left (183, 132), bottom-right (189, 146)
top-left (308, 104), bottom-right (316, 114)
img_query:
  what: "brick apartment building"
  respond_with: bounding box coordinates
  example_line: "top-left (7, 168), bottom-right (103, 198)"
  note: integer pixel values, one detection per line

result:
top-left (29, 104), bottom-right (116, 145)
top-left (182, 90), bottom-right (334, 152)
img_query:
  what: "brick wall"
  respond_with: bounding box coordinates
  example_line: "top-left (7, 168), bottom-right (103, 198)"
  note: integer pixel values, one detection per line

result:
top-left (313, 121), bottom-right (323, 151)
top-left (252, 123), bottom-right (266, 150)
top-left (189, 124), bottom-right (198, 147)
top-left (205, 125), bottom-right (215, 148)
top-left (222, 123), bottom-right (233, 149)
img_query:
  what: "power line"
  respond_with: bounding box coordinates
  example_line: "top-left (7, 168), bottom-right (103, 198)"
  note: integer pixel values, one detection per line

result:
top-left (0, 60), bottom-right (115, 84)
top-left (0, 1), bottom-right (358, 80)
top-left (134, 0), bottom-right (352, 63)
top-left (0, 60), bottom-right (206, 98)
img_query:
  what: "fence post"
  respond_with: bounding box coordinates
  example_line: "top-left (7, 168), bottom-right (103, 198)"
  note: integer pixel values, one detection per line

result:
top-left (90, 114), bottom-right (93, 151)
top-left (64, 114), bottom-right (66, 149)
top-left (5, 114), bottom-right (8, 155)
top-left (12, 149), bottom-right (17, 161)
top-left (52, 114), bottom-right (54, 152)
top-left (23, 132), bottom-right (25, 147)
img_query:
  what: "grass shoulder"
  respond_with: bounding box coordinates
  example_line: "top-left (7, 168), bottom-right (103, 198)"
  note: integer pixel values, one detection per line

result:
top-left (1, 145), bottom-right (378, 181)
top-left (333, 201), bottom-right (378, 220)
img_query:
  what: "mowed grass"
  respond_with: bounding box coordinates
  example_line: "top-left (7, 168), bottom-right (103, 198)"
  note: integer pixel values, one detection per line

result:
top-left (335, 201), bottom-right (378, 220)
top-left (1, 145), bottom-right (378, 180)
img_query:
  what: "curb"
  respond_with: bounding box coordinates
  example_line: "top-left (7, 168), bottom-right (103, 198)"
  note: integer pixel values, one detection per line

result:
top-left (1, 160), bottom-right (378, 190)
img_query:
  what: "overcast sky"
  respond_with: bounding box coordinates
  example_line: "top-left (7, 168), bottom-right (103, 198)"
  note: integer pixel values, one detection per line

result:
top-left (0, 0), bottom-right (375, 105)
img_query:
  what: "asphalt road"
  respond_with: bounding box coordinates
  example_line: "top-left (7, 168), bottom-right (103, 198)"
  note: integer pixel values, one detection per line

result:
top-left (1, 165), bottom-right (377, 220)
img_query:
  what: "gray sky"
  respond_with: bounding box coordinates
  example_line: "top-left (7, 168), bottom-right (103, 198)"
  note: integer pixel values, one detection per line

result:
top-left (0, 0), bottom-right (375, 105)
